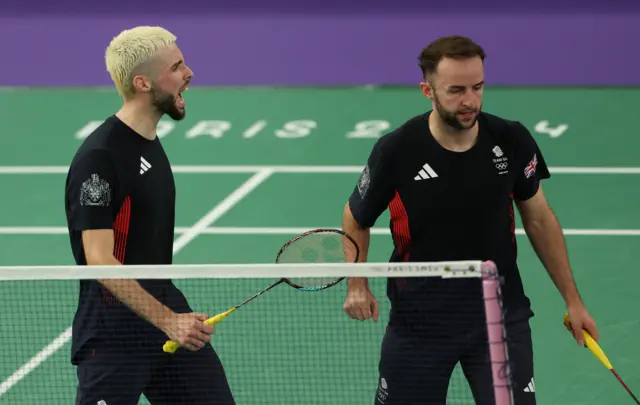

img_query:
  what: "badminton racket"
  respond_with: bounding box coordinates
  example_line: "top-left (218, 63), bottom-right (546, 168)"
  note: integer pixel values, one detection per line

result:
top-left (563, 313), bottom-right (639, 404)
top-left (163, 228), bottom-right (360, 353)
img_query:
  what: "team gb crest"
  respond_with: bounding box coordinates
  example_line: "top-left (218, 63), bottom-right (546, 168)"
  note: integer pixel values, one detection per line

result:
top-left (80, 174), bottom-right (111, 207)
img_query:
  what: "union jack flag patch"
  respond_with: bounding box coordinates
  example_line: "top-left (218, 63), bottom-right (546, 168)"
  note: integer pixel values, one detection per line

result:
top-left (524, 153), bottom-right (538, 179)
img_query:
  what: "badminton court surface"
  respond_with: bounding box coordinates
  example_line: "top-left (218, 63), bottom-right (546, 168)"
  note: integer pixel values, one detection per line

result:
top-left (0, 86), bottom-right (638, 404)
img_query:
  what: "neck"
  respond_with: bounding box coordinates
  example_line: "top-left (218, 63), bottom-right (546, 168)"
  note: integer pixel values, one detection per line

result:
top-left (428, 110), bottom-right (479, 152)
top-left (115, 98), bottom-right (161, 141)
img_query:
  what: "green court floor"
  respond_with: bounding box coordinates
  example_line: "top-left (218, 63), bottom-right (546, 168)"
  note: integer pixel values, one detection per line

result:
top-left (0, 86), bottom-right (638, 404)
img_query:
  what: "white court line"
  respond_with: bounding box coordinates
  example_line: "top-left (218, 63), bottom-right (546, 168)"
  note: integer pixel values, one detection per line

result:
top-left (172, 170), bottom-right (273, 253)
top-left (196, 227), bottom-right (640, 236)
top-left (0, 165), bottom-right (640, 174)
top-left (0, 169), bottom-right (273, 398)
top-left (1, 226), bottom-right (640, 236)
top-left (0, 328), bottom-right (73, 397)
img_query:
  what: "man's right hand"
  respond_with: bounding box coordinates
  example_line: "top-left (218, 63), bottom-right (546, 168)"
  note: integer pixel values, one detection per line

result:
top-left (163, 312), bottom-right (215, 351)
top-left (343, 285), bottom-right (379, 322)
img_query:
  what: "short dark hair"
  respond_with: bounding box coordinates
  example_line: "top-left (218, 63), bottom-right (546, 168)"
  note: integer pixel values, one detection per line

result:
top-left (418, 36), bottom-right (486, 80)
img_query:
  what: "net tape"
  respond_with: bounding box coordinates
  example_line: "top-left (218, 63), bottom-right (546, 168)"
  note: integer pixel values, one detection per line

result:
top-left (0, 260), bottom-right (490, 281)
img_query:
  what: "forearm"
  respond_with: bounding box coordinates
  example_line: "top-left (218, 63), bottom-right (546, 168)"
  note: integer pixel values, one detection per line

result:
top-left (342, 204), bottom-right (371, 288)
top-left (98, 279), bottom-right (175, 330)
top-left (87, 253), bottom-right (175, 331)
top-left (523, 211), bottom-right (582, 306)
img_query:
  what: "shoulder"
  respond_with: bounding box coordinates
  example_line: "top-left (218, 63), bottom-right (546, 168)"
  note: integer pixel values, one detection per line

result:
top-left (79, 115), bottom-right (139, 152)
top-left (70, 145), bottom-right (115, 172)
top-left (478, 112), bottom-right (537, 151)
top-left (68, 121), bottom-right (125, 182)
top-left (71, 116), bottom-right (139, 169)
top-left (479, 112), bottom-right (529, 138)
top-left (372, 114), bottom-right (429, 156)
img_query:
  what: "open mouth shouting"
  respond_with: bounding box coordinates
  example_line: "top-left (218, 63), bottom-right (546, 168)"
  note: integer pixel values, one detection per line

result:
top-left (176, 82), bottom-right (189, 109)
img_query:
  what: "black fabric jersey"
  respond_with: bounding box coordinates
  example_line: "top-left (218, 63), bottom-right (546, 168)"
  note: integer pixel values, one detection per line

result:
top-left (65, 115), bottom-right (191, 363)
top-left (348, 111), bottom-right (550, 334)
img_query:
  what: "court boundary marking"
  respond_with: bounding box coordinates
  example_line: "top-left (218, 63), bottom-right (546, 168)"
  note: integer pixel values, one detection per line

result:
top-left (0, 165), bottom-right (640, 174)
top-left (0, 169), bottom-right (273, 398)
top-left (0, 226), bottom-right (639, 236)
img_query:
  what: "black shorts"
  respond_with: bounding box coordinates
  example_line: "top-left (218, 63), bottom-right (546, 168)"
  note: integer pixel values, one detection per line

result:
top-left (74, 341), bottom-right (235, 405)
top-left (374, 320), bottom-right (536, 405)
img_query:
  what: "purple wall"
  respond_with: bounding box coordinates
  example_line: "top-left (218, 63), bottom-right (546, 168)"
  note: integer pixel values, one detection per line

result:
top-left (2, 0), bottom-right (638, 86)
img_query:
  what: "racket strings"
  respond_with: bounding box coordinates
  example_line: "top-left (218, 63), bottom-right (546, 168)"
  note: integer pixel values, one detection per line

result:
top-left (276, 230), bottom-right (359, 288)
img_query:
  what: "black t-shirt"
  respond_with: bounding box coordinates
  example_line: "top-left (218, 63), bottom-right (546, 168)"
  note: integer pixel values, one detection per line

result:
top-left (65, 115), bottom-right (191, 362)
top-left (348, 112), bottom-right (550, 334)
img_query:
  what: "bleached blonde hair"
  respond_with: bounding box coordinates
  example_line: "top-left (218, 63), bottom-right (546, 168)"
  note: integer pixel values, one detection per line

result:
top-left (105, 26), bottom-right (177, 98)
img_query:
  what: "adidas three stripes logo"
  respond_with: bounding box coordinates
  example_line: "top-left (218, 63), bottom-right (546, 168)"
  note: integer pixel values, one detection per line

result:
top-left (140, 157), bottom-right (152, 175)
top-left (414, 163), bottom-right (438, 181)
top-left (523, 378), bottom-right (535, 393)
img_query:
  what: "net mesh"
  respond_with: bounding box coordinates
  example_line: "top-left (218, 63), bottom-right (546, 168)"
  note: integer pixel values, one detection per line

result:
top-left (0, 261), bottom-right (513, 405)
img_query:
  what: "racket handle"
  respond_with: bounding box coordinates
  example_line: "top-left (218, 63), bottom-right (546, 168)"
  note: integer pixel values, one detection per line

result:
top-left (162, 308), bottom-right (236, 353)
top-left (583, 332), bottom-right (613, 370)
top-left (204, 308), bottom-right (236, 326)
top-left (162, 340), bottom-right (183, 353)
top-left (563, 313), bottom-right (612, 370)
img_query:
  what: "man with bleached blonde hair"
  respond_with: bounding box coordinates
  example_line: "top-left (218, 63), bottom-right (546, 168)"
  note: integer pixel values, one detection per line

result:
top-left (64, 26), bottom-right (236, 404)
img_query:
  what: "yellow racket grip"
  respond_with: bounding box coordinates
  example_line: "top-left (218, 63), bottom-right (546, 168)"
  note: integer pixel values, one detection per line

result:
top-left (204, 308), bottom-right (236, 326)
top-left (162, 308), bottom-right (237, 353)
top-left (563, 313), bottom-right (613, 370)
top-left (584, 332), bottom-right (613, 370)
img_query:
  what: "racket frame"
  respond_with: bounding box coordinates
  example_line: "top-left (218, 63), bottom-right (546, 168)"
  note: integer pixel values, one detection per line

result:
top-left (275, 228), bottom-right (360, 291)
top-left (162, 228), bottom-right (360, 353)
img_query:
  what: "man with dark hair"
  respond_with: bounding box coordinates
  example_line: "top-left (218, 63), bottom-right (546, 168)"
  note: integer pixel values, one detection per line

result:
top-left (341, 35), bottom-right (599, 404)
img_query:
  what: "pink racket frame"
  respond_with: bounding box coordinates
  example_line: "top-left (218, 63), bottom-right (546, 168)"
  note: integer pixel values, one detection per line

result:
top-left (481, 260), bottom-right (515, 405)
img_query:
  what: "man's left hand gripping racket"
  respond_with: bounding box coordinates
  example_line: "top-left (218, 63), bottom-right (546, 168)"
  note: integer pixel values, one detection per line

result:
top-left (162, 228), bottom-right (360, 353)
top-left (563, 313), bottom-right (639, 404)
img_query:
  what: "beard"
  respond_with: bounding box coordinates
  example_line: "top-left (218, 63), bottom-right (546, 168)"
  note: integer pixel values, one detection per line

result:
top-left (150, 86), bottom-right (185, 121)
top-left (433, 93), bottom-right (480, 131)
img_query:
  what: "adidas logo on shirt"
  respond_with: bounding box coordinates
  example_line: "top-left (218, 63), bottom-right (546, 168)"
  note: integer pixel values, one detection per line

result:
top-left (414, 163), bottom-right (438, 181)
top-left (140, 156), bottom-right (152, 175)
top-left (524, 378), bottom-right (535, 393)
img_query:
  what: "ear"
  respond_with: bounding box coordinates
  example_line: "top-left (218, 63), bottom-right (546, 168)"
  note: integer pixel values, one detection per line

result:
top-left (419, 81), bottom-right (434, 101)
top-left (132, 74), bottom-right (153, 94)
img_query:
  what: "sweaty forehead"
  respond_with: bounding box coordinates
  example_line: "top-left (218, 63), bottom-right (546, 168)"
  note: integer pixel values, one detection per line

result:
top-left (434, 57), bottom-right (484, 87)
